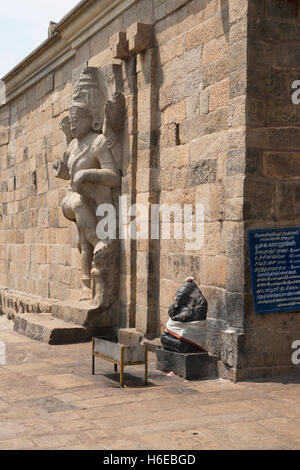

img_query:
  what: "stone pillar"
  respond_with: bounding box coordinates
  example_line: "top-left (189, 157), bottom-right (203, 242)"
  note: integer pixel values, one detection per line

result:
top-left (116, 24), bottom-right (159, 337)
top-left (135, 47), bottom-right (160, 337)
top-left (221, 0), bottom-right (248, 373)
top-left (120, 54), bottom-right (138, 329)
top-left (124, 23), bottom-right (159, 338)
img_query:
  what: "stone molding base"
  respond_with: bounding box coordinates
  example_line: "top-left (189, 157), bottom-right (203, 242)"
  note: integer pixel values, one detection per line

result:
top-left (217, 361), bottom-right (300, 382)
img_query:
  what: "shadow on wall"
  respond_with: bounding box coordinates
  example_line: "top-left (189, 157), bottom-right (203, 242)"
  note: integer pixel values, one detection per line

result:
top-left (220, 0), bottom-right (230, 42)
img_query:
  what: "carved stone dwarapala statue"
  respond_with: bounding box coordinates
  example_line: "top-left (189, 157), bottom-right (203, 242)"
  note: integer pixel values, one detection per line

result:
top-left (53, 66), bottom-right (124, 309)
top-left (161, 277), bottom-right (208, 353)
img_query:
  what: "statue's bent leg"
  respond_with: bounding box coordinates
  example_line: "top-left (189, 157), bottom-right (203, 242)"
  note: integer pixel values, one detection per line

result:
top-left (61, 192), bottom-right (96, 301)
top-left (70, 193), bottom-right (99, 248)
top-left (61, 193), bottom-right (76, 222)
top-left (62, 192), bottom-right (118, 308)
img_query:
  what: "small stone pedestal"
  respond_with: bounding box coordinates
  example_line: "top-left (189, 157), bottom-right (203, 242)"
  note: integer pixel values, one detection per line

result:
top-left (156, 349), bottom-right (218, 380)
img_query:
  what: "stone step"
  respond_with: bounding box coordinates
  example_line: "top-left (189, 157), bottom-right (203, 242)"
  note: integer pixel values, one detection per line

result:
top-left (51, 300), bottom-right (114, 328)
top-left (13, 313), bottom-right (107, 345)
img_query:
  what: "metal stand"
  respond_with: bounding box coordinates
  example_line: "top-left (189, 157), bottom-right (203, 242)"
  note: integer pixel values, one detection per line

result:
top-left (92, 338), bottom-right (148, 387)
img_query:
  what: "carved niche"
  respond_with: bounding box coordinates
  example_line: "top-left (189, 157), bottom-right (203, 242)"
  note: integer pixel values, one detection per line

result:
top-left (53, 63), bottom-right (125, 313)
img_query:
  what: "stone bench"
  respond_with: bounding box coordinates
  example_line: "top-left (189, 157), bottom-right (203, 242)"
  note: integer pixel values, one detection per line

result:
top-left (92, 337), bottom-right (148, 387)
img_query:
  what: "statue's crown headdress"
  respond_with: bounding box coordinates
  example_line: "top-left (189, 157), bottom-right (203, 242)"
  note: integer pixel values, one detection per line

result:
top-left (72, 65), bottom-right (102, 132)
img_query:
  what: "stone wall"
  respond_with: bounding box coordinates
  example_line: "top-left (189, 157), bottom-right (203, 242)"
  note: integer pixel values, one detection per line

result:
top-left (0, 59), bottom-right (77, 301)
top-left (239, 0), bottom-right (300, 377)
top-left (155, 0), bottom-right (248, 353)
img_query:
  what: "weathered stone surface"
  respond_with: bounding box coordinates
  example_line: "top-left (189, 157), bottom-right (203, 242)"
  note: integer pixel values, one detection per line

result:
top-left (110, 32), bottom-right (129, 60)
top-left (266, 0), bottom-right (298, 19)
top-left (206, 317), bottom-right (226, 357)
top-left (159, 123), bottom-right (179, 148)
top-left (156, 349), bottom-right (218, 380)
top-left (51, 300), bottom-right (117, 329)
top-left (0, 287), bottom-right (55, 320)
top-left (202, 57), bottom-right (229, 89)
top-left (221, 328), bottom-right (245, 368)
top-left (143, 336), bottom-right (162, 352)
top-left (187, 160), bottom-right (217, 186)
top-left (159, 36), bottom-right (184, 66)
top-left (209, 79), bottom-right (230, 112)
top-left (185, 17), bottom-right (216, 51)
top-left (0, 129), bottom-right (9, 146)
top-left (13, 313), bottom-right (104, 344)
top-left (118, 328), bottom-right (143, 346)
top-left (202, 36), bottom-right (228, 66)
top-left (277, 182), bottom-right (300, 218)
top-left (127, 23), bottom-right (154, 54)
top-left (262, 152), bottom-right (300, 179)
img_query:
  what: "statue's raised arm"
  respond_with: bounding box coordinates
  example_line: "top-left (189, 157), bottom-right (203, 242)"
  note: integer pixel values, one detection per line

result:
top-left (53, 116), bottom-right (72, 180)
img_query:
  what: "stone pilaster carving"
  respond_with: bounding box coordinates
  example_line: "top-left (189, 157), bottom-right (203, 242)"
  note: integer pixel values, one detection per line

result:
top-left (110, 24), bottom-right (154, 60)
top-left (110, 32), bottom-right (129, 60)
top-left (53, 65), bottom-right (125, 311)
top-left (127, 23), bottom-right (154, 54)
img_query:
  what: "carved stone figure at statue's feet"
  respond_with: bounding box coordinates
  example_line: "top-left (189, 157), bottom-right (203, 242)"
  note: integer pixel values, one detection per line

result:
top-left (80, 277), bottom-right (93, 302)
top-left (91, 239), bottom-right (117, 309)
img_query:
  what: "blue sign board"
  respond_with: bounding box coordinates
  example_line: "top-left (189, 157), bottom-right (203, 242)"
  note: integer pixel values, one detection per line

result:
top-left (248, 228), bottom-right (300, 314)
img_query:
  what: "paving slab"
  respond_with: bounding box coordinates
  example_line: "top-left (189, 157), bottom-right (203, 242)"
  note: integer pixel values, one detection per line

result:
top-left (0, 319), bottom-right (300, 450)
top-left (38, 373), bottom-right (94, 390)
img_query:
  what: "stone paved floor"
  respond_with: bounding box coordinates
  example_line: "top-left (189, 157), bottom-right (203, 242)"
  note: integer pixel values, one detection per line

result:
top-left (0, 315), bottom-right (300, 450)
